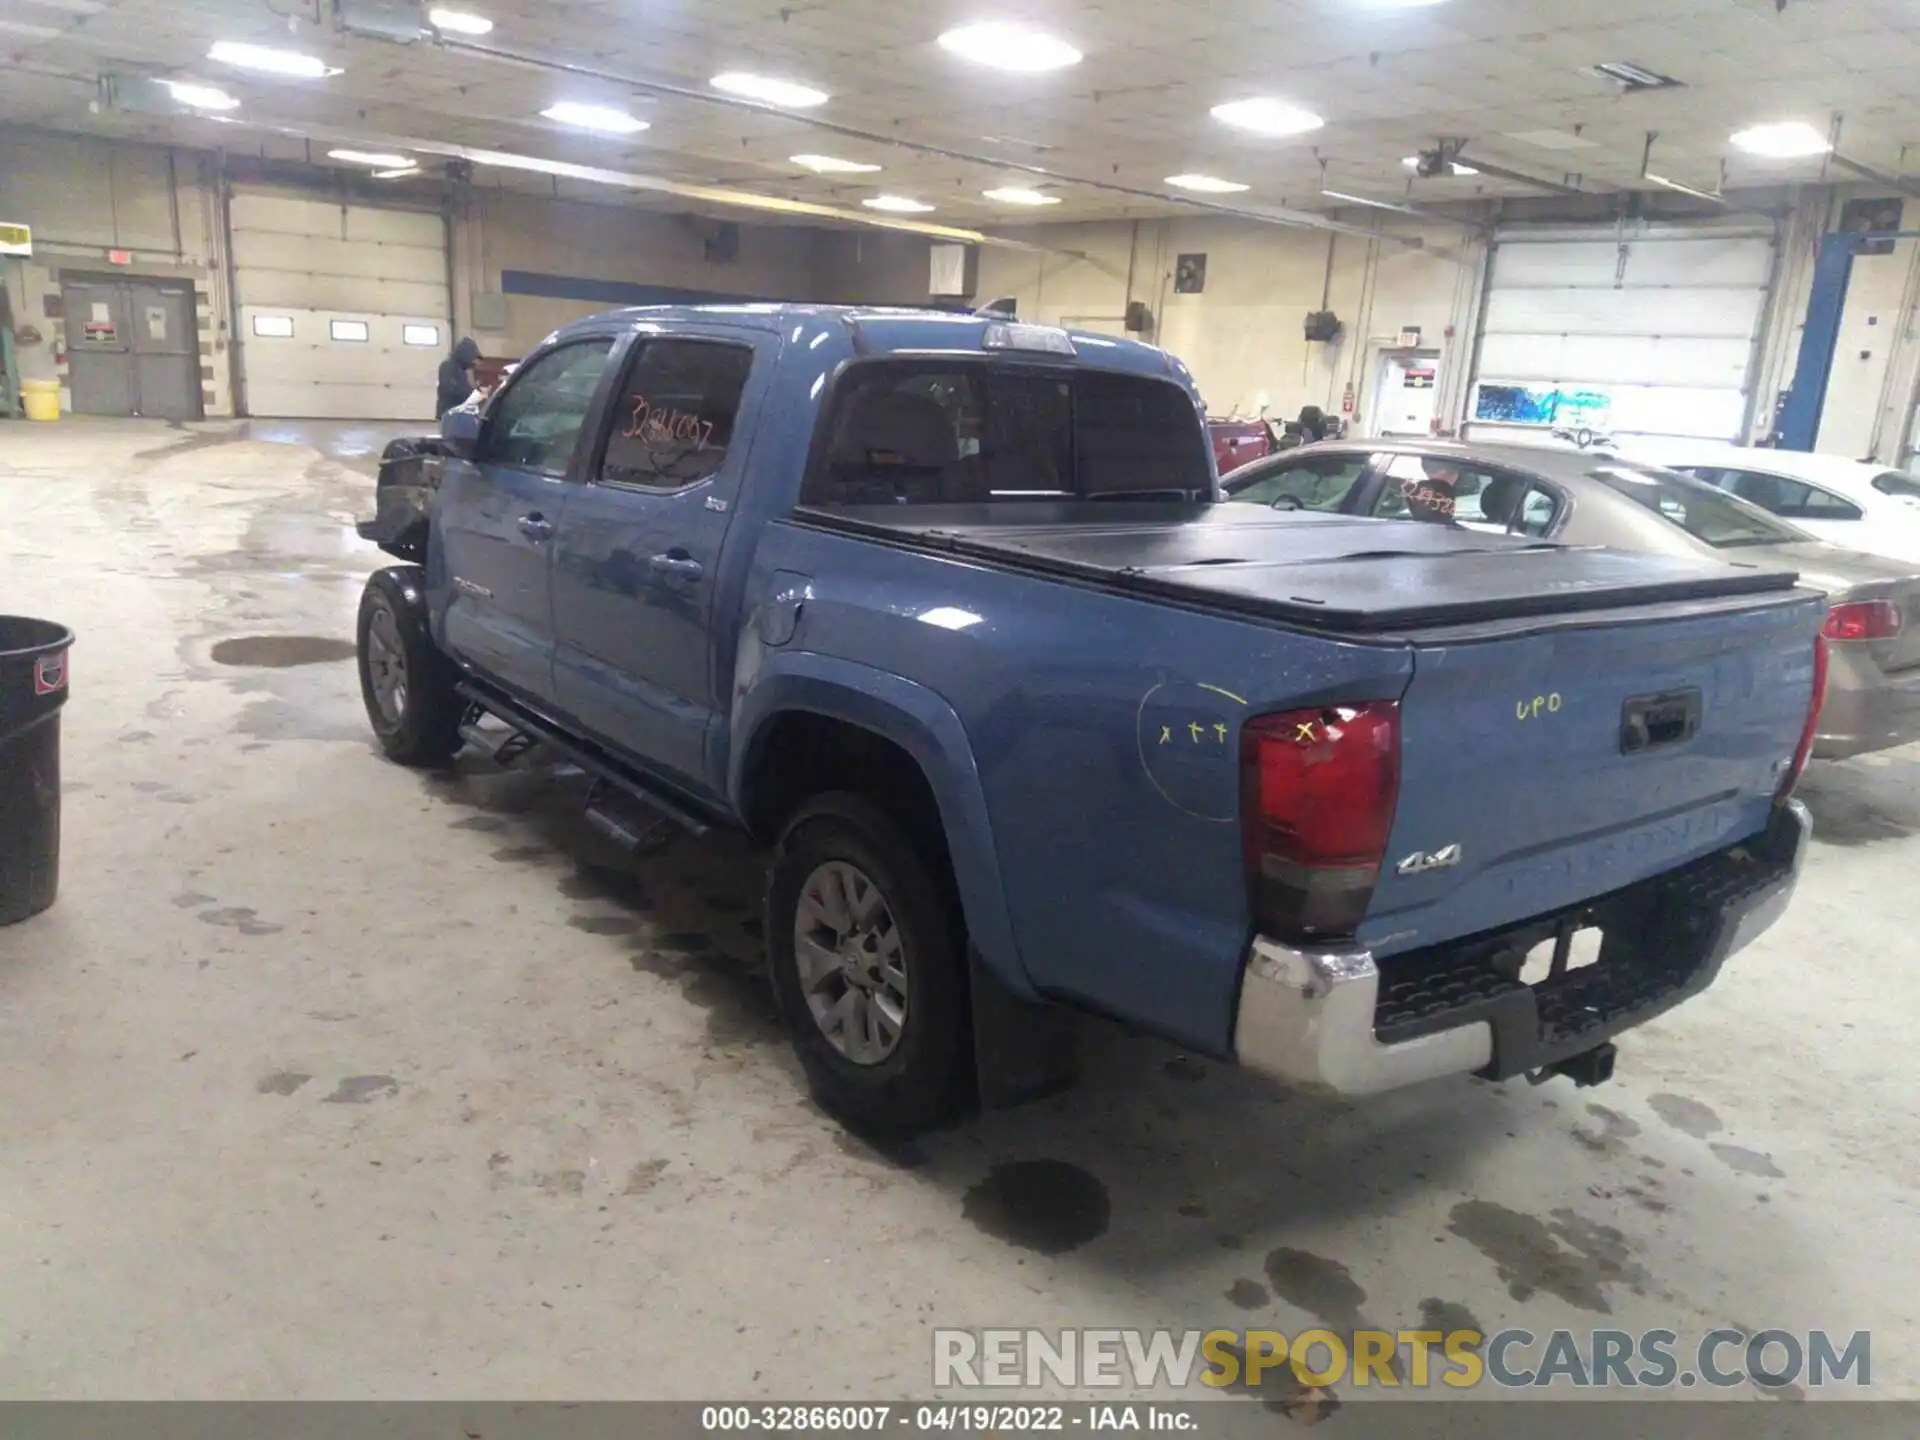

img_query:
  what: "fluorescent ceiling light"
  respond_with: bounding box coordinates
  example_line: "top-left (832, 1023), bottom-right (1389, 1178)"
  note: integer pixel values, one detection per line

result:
top-left (983, 187), bottom-right (1061, 206)
top-left (791, 153), bottom-right (881, 174)
top-left (1730, 121), bottom-right (1831, 158)
top-left (208, 40), bottom-right (335, 78)
top-left (427, 7), bottom-right (493, 35)
top-left (163, 81), bottom-right (239, 111)
top-left (1403, 154), bottom-right (1477, 175)
top-left (329, 148), bottom-right (413, 167)
top-left (938, 22), bottom-right (1082, 73)
top-left (373, 167), bottom-right (421, 180)
top-left (710, 72), bottom-right (828, 108)
top-left (0, 20), bottom-right (60, 37)
top-left (863, 195), bottom-right (935, 213)
top-left (1165, 173), bottom-right (1250, 193)
top-left (1211, 97), bottom-right (1324, 138)
top-left (542, 102), bottom-right (648, 134)
top-left (1322, 188), bottom-right (1420, 214)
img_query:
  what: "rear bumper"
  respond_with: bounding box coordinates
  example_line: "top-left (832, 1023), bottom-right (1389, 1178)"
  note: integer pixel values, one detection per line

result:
top-left (1232, 800), bottom-right (1809, 1096)
top-left (1815, 649), bottom-right (1920, 759)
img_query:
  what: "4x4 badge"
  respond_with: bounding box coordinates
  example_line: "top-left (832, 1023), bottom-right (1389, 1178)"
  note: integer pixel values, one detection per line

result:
top-left (1397, 844), bottom-right (1463, 876)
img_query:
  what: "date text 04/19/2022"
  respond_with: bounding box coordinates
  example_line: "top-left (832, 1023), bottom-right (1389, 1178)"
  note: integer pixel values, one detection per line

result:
top-left (698, 1405), bottom-right (1198, 1433)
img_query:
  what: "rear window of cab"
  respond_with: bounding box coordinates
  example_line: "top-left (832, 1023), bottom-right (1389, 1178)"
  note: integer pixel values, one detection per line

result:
top-left (802, 359), bottom-right (1212, 506)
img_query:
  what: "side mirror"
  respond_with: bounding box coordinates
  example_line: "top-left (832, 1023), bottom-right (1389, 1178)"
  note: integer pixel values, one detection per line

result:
top-left (440, 406), bottom-right (483, 458)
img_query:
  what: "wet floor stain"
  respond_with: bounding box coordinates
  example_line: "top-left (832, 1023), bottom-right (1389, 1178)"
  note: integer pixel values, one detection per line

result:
top-left (1419, 1297), bottom-right (1485, 1335)
top-left (533, 1168), bottom-right (587, 1197)
top-left (1572, 1102), bottom-right (1642, 1155)
top-left (832, 1126), bottom-right (929, 1171)
top-left (198, 906), bottom-right (282, 936)
top-left (1226, 1278), bottom-right (1270, 1310)
top-left (1648, 1093), bottom-right (1724, 1139)
top-left (1446, 1200), bottom-right (1652, 1314)
top-left (1212, 1340), bottom-right (1336, 1421)
top-left (962, 1159), bottom-right (1111, 1255)
top-left (1263, 1248), bottom-right (1369, 1332)
top-left (1710, 1143), bottom-right (1785, 1179)
top-left (172, 891), bottom-right (216, 909)
top-left (624, 1159), bottom-right (671, 1194)
top-left (450, 815), bottom-right (509, 833)
top-left (210, 636), bottom-right (357, 668)
top-left (256, 1071), bottom-right (312, 1096)
top-left (323, 1075), bottom-right (399, 1104)
top-left (1162, 1056), bottom-right (1207, 1083)
top-left (1178, 1201), bottom-right (1209, 1219)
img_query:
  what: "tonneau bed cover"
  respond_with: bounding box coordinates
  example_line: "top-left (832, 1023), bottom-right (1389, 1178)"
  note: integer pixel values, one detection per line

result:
top-left (792, 502), bottom-right (1800, 634)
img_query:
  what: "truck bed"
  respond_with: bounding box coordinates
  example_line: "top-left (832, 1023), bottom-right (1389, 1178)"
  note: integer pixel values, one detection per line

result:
top-left (792, 503), bottom-right (1800, 634)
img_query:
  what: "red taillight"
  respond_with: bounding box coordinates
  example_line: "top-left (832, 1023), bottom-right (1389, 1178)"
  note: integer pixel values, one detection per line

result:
top-left (1823, 599), bottom-right (1902, 642)
top-left (1781, 632), bottom-right (1829, 798)
top-left (1241, 700), bottom-right (1402, 940)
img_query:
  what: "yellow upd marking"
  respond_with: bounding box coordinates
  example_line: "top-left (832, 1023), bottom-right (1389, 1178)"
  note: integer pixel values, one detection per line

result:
top-left (1515, 693), bottom-right (1564, 721)
top-left (1199, 683), bottom-right (1248, 705)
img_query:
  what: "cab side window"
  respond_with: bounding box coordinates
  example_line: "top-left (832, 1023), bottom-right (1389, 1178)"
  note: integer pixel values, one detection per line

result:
top-left (599, 339), bottom-right (755, 490)
top-left (481, 339), bottom-right (616, 476)
top-left (1224, 453), bottom-right (1371, 511)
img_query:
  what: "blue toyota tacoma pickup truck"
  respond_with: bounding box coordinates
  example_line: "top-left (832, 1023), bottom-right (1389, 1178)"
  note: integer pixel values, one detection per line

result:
top-left (356, 304), bottom-right (1823, 1133)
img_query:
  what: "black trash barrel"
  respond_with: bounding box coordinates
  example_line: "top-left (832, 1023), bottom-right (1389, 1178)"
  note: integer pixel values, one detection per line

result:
top-left (0, 617), bottom-right (72, 926)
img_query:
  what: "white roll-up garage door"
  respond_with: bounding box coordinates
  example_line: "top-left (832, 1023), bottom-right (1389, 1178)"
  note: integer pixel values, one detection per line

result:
top-left (1467, 225), bottom-right (1775, 443)
top-left (232, 189), bottom-right (450, 420)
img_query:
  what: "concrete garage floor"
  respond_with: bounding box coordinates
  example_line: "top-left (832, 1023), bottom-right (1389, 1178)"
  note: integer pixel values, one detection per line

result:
top-left (1, 419), bottom-right (1916, 1413)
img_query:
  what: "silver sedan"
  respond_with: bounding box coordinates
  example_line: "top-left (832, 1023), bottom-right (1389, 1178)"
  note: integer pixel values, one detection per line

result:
top-left (1222, 439), bottom-right (1920, 760)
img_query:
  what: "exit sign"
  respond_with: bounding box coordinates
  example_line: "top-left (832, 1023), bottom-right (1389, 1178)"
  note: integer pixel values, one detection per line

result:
top-left (0, 222), bottom-right (31, 257)
top-left (108, 249), bottom-right (133, 265)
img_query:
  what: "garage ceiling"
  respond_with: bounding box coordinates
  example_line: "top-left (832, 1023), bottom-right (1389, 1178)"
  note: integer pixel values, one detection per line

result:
top-left (2, 0), bottom-right (1917, 226)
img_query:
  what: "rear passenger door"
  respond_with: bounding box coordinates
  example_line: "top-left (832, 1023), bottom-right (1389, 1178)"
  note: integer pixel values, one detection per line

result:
top-left (435, 336), bottom-right (617, 704)
top-left (549, 329), bottom-right (770, 793)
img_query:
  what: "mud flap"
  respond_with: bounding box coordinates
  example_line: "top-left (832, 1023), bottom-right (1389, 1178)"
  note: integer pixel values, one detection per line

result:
top-left (970, 949), bottom-right (1081, 1109)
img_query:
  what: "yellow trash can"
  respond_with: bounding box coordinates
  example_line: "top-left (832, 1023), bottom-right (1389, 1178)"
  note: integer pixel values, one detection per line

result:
top-left (20, 380), bottom-right (60, 423)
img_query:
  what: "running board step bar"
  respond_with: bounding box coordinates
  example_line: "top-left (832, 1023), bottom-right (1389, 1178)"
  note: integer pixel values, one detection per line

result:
top-left (454, 680), bottom-right (711, 839)
top-left (458, 718), bottom-right (539, 767)
top-left (583, 782), bottom-right (679, 853)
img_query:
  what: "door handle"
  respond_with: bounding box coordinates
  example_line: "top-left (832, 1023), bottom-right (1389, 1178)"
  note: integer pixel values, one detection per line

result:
top-left (649, 552), bottom-right (704, 581)
top-left (517, 513), bottom-right (554, 541)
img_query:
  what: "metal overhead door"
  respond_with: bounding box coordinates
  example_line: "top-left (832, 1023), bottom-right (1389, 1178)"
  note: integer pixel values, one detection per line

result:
top-left (232, 189), bottom-right (449, 420)
top-left (1467, 226), bottom-right (1775, 443)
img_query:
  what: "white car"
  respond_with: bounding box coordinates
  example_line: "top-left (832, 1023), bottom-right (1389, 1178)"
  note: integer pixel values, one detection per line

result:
top-left (1622, 440), bottom-right (1920, 566)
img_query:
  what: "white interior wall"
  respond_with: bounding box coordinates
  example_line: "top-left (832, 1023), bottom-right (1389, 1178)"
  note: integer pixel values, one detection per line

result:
top-left (452, 190), bottom-right (827, 357)
top-left (8, 123), bottom-right (1920, 454)
top-left (965, 216), bottom-right (1483, 430)
top-left (0, 127), bottom-right (233, 415)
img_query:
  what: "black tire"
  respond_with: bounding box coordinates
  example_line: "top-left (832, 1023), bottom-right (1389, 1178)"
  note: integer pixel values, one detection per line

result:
top-left (766, 792), bottom-right (967, 1134)
top-left (356, 566), bottom-right (464, 767)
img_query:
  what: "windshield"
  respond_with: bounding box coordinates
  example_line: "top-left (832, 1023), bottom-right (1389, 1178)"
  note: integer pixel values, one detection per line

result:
top-left (1589, 463), bottom-right (1803, 548)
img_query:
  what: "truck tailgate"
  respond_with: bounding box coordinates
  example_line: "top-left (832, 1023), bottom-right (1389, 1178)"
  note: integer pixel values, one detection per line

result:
top-left (1362, 596), bottom-right (1823, 958)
